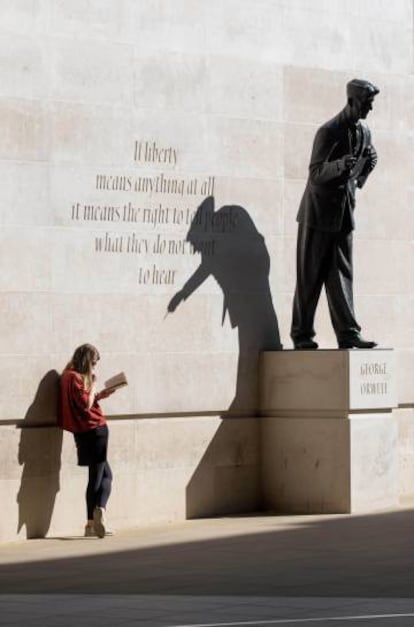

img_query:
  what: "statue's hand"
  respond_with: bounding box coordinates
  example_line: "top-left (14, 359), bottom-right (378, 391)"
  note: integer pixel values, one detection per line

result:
top-left (339, 154), bottom-right (357, 172)
top-left (168, 291), bottom-right (184, 312)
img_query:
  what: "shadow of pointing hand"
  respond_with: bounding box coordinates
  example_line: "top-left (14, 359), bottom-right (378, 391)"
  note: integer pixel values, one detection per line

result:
top-left (167, 290), bottom-right (185, 313)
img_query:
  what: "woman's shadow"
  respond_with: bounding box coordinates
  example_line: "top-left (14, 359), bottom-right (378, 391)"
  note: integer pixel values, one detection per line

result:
top-left (168, 195), bottom-right (282, 414)
top-left (17, 370), bottom-right (63, 538)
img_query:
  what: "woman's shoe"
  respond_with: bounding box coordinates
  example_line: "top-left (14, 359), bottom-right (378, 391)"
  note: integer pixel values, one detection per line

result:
top-left (93, 506), bottom-right (106, 538)
top-left (84, 524), bottom-right (114, 537)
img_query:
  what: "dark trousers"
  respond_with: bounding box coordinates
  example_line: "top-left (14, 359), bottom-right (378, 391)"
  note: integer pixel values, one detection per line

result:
top-left (291, 222), bottom-right (361, 344)
top-left (86, 461), bottom-right (112, 520)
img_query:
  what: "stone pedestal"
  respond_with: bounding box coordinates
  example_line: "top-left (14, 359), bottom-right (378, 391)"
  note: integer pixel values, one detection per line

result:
top-left (260, 350), bottom-right (398, 514)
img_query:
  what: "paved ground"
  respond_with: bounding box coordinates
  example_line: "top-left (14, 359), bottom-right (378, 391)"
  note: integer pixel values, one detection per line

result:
top-left (1, 504), bottom-right (414, 626)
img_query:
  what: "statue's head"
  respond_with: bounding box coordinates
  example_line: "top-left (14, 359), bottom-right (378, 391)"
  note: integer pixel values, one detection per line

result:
top-left (187, 196), bottom-right (215, 252)
top-left (346, 79), bottom-right (379, 120)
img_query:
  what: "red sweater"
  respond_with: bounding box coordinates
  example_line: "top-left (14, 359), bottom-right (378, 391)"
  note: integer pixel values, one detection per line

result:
top-left (59, 369), bottom-right (106, 433)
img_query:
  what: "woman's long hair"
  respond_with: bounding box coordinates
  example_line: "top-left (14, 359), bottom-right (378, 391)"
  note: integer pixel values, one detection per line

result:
top-left (65, 344), bottom-right (100, 390)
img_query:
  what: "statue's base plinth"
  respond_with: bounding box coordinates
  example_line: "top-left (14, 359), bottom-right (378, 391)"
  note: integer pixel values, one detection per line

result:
top-left (260, 349), bottom-right (398, 513)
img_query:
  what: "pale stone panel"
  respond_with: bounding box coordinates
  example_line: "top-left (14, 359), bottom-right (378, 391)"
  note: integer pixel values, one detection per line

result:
top-left (393, 295), bottom-right (414, 350)
top-left (205, 0), bottom-right (287, 63)
top-left (206, 58), bottom-right (284, 122)
top-left (261, 416), bottom-right (351, 513)
top-left (49, 102), bottom-right (132, 167)
top-left (48, 0), bottom-right (132, 43)
top-left (0, 99), bottom-right (49, 161)
top-left (0, 0), bottom-right (47, 37)
top-left (0, 33), bottom-right (48, 101)
top-left (133, 51), bottom-right (208, 115)
top-left (0, 425), bottom-right (21, 480)
top-left (347, 0), bottom-right (412, 22)
top-left (205, 0), bottom-right (402, 72)
top-left (355, 294), bottom-right (396, 351)
top-left (403, 75), bottom-right (414, 129)
top-left (260, 351), bottom-right (348, 415)
top-left (261, 413), bottom-right (398, 514)
top-left (126, 416), bottom-right (259, 469)
top-left (49, 38), bottom-right (134, 107)
top-left (57, 291), bottom-right (235, 359)
top-left (396, 407), bottom-right (414, 498)
top-left (0, 293), bottom-right (54, 356)
top-left (395, 349), bottom-right (414, 405)
top-left (283, 123), bottom-right (317, 181)
top-left (0, 291), bottom-right (236, 360)
top-left (348, 19), bottom-right (413, 74)
top-left (278, 0), bottom-right (411, 23)
top-left (131, 0), bottom-right (208, 54)
top-left (116, 352), bottom-right (239, 415)
top-left (283, 67), bottom-right (346, 125)
top-left (160, 294), bottom-right (238, 355)
top-left (207, 117), bottom-right (284, 180)
top-left (0, 480), bottom-right (21, 541)
top-left (0, 227), bottom-right (52, 292)
top-left (374, 130), bottom-right (413, 187)
top-left (0, 161), bottom-right (50, 226)
top-left (361, 293), bottom-right (414, 359)
top-left (279, 9), bottom-right (354, 72)
top-left (111, 466), bottom-right (189, 524)
top-left (350, 414), bottom-right (399, 511)
top-left (260, 349), bottom-right (396, 414)
top-left (356, 181), bottom-right (411, 241)
top-left (354, 238), bottom-right (411, 297)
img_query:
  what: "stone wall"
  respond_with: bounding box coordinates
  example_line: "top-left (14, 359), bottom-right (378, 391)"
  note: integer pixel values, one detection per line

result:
top-left (0, 1), bottom-right (413, 541)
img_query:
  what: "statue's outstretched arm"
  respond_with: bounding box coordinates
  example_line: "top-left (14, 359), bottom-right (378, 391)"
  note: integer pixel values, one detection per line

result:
top-left (167, 264), bottom-right (210, 312)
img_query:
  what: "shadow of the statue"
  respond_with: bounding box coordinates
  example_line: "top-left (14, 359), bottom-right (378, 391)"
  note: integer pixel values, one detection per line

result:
top-left (167, 196), bottom-right (282, 518)
top-left (17, 369), bottom-right (63, 538)
top-left (168, 195), bottom-right (282, 414)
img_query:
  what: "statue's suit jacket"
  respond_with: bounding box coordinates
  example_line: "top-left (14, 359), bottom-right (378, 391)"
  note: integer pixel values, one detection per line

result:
top-left (297, 107), bottom-right (377, 233)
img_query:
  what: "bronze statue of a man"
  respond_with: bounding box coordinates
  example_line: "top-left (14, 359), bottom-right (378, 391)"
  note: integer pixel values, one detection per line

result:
top-left (291, 79), bottom-right (379, 350)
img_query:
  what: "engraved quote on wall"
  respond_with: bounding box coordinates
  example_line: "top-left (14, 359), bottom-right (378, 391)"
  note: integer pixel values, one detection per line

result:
top-left (70, 140), bottom-right (216, 286)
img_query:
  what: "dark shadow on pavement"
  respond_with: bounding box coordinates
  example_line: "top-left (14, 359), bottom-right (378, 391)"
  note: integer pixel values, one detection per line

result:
top-left (2, 507), bottom-right (414, 598)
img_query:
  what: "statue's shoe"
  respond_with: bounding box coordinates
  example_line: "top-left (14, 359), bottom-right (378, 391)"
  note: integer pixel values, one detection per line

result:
top-left (294, 339), bottom-right (318, 350)
top-left (338, 337), bottom-right (377, 349)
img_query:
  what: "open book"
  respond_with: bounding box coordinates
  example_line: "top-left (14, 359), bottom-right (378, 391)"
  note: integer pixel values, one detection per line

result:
top-left (103, 371), bottom-right (128, 392)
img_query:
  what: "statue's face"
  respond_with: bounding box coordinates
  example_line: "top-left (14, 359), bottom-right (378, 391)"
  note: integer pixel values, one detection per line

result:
top-left (354, 94), bottom-right (375, 119)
